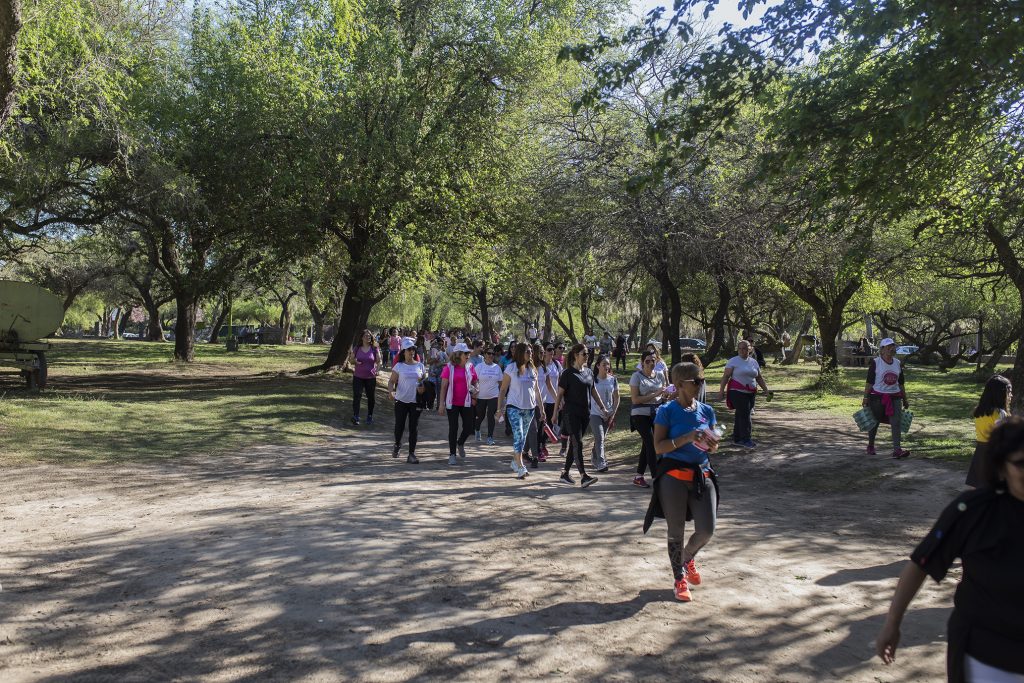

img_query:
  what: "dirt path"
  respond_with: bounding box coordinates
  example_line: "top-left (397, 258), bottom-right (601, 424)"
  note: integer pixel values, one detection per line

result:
top-left (0, 399), bottom-right (962, 681)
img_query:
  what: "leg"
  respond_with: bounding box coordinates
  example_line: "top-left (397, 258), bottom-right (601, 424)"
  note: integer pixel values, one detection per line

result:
top-left (352, 377), bottom-right (364, 418)
top-left (890, 401), bottom-right (903, 450)
top-left (730, 390), bottom-right (752, 442)
top-left (657, 474), bottom-right (691, 580)
top-left (474, 399), bottom-right (487, 433)
top-left (365, 378), bottom-right (377, 419)
top-left (407, 403), bottom-right (421, 454)
top-left (590, 414), bottom-right (606, 469)
top-left (635, 416), bottom-right (656, 476)
top-left (447, 409), bottom-right (460, 454)
top-left (542, 403), bottom-right (555, 446)
top-left (563, 415), bottom-right (587, 477)
top-left (457, 406), bottom-right (475, 446)
top-left (867, 395), bottom-right (883, 448)
top-left (526, 410), bottom-right (540, 459)
top-left (394, 400), bottom-right (409, 447)
top-left (485, 398), bottom-right (497, 437)
top-left (683, 480), bottom-right (717, 564)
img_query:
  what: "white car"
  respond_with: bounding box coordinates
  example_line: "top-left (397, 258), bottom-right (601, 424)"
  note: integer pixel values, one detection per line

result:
top-left (895, 345), bottom-right (918, 356)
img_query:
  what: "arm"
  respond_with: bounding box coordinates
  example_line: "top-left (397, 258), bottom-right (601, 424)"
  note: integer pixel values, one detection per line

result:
top-left (552, 387), bottom-right (566, 422)
top-left (875, 562), bottom-right (928, 665)
top-left (589, 385), bottom-right (608, 414)
top-left (756, 370), bottom-right (769, 393)
top-left (653, 422), bottom-right (712, 455)
top-left (719, 367), bottom-right (734, 398)
top-left (534, 380), bottom-right (546, 421)
top-left (387, 370), bottom-right (399, 398)
top-left (437, 378), bottom-right (449, 415)
top-left (863, 362), bottom-right (875, 406)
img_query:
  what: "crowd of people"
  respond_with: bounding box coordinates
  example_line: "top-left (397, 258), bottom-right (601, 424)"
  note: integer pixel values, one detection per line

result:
top-left (344, 325), bottom-right (1023, 679)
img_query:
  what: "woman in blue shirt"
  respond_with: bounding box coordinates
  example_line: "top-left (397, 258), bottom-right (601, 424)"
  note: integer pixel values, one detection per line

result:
top-left (648, 362), bottom-right (720, 603)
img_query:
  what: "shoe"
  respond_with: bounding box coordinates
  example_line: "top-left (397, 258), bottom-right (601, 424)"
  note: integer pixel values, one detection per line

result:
top-left (684, 559), bottom-right (702, 586)
top-left (351, 416), bottom-right (360, 426)
top-left (510, 460), bottom-right (519, 472)
top-left (366, 415), bottom-right (374, 426)
top-left (407, 453), bottom-right (419, 464)
top-left (539, 446), bottom-right (549, 462)
top-left (529, 456), bottom-right (539, 469)
top-left (737, 439), bottom-right (756, 449)
top-left (457, 444), bottom-right (467, 460)
top-left (448, 454), bottom-right (457, 465)
top-left (392, 444), bottom-right (400, 458)
top-left (597, 467), bottom-right (609, 473)
top-left (559, 472), bottom-right (575, 485)
top-left (892, 448), bottom-right (911, 459)
top-left (475, 430), bottom-right (482, 442)
top-left (633, 475), bottom-right (650, 488)
top-left (866, 445), bottom-right (877, 455)
top-left (581, 475), bottom-right (597, 488)
top-left (517, 466), bottom-right (529, 479)
top-left (486, 437), bottom-right (496, 446)
top-left (674, 577), bottom-right (692, 602)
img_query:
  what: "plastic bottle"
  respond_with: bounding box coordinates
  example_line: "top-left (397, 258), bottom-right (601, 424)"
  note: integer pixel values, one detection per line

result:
top-left (694, 424), bottom-right (726, 452)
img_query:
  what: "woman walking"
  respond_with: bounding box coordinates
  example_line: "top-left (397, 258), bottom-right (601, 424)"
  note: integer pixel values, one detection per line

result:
top-left (539, 344), bottom-right (561, 459)
top-left (718, 339), bottom-right (771, 449)
top-left (553, 344), bottom-right (609, 488)
top-left (438, 343), bottom-right (479, 465)
top-left (644, 362), bottom-right (721, 602)
top-left (861, 338), bottom-right (910, 458)
top-left (474, 345), bottom-right (504, 445)
top-left (347, 329), bottom-right (381, 426)
top-left (388, 339), bottom-right (426, 464)
top-left (614, 331), bottom-right (628, 372)
top-left (630, 350), bottom-right (669, 488)
top-left (590, 355), bottom-right (620, 473)
top-left (965, 375), bottom-right (1012, 487)
top-left (641, 343), bottom-right (670, 386)
top-left (497, 342), bottom-right (545, 479)
top-left (876, 417), bottom-right (1024, 680)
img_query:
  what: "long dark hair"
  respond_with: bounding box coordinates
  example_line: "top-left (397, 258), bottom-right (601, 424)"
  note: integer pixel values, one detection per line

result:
top-left (980, 416), bottom-right (1024, 487)
top-left (512, 342), bottom-right (534, 371)
top-left (352, 329), bottom-right (378, 350)
top-left (973, 375), bottom-right (1012, 418)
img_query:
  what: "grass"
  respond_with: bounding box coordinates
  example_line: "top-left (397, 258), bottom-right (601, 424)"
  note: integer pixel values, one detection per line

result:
top-left (0, 342), bottom-right (1001, 464)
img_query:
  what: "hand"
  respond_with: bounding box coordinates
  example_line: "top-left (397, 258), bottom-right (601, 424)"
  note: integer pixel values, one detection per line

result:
top-left (903, 399), bottom-right (910, 409)
top-left (862, 396), bottom-right (869, 407)
top-left (717, 390), bottom-right (725, 401)
top-left (875, 621), bottom-right (901, 664)
top-left (437, 406), bottom-right (445, 416)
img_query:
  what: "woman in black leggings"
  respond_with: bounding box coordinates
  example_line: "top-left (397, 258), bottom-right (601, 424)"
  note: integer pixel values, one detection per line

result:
top-left (438, 343), bottom-right (479, 466)
top-left (388, 340), bottom-right (426, 464)
top-left (552, 344), bottom-right (609, 488)
top-left (629, 350), bottom-right (668, 488)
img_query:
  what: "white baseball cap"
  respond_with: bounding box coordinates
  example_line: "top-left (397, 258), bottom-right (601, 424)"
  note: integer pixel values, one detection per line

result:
top-left (452, 343), bottom-right (470, 353)
top-left (879, 338), bottom-right (896, 348)
top-left (400, 338), bottom-right (416, 350)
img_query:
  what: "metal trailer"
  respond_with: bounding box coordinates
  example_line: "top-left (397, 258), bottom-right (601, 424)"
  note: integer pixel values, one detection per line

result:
top-left (0, 280), bottom-right (64, 390)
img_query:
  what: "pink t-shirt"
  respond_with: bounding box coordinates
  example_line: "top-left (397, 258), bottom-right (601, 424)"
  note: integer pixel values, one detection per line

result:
top-left (441, 364), bottom-right (478, 407)
top-left (389, 335), bottom-right (401, 352)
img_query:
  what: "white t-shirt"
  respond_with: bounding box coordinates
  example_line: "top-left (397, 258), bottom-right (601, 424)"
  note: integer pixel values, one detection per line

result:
top-left (476, 361), bottom-right (503, 400)
top-left (726, 355), bottom-right (760, 390)
top-left (505, 364), bottom-right (539, 410)
top-left (584, 334), bottom-right (598, 350)
top-left (540, 361), bottom-right (560, 404)
top-left (591, 374), bottom-right (618, 417)
top-left (392, 362), bottom-right (426, 403)
top-left (528, 326), bottom-right (538, 338)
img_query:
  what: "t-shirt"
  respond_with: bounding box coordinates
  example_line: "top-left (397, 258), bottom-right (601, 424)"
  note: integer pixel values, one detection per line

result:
top-left (476, 362), bottom-right (503, 400)
top-left (910, 489), bottom-right (1024, 674)
top-left (629, 370), bottom-right (665, 416)
top-left (469, 353), bottom-right (485, 368)
top-left (599, 336), bottom-right (613, 354)
top-left (654, 400), bottom-right (717, 465)
top-left (726, 355), bottom-right (760, 391)
top-left (540, 361), bottom-right (560, 404)
top-left (388, 335), bottom-right (401, 352)
top-left (353, 346), bottom-right (379, 380)
top-left (975, 410), bottom-right (1007, 443)
top-left (558, 366), bottom-right (594, 418)
top-left (591, 374), bottom-right (618, 417)
top-left (867, 357), bottom-right (904, 394)
top-left (504, 364), bottom-right (539, 409)
top-left (584, 334), bottom-right (598, 350)
top-left (391, 362), bottom-right (425, 403)
top-left (441, 364), bottom-right (478, 407)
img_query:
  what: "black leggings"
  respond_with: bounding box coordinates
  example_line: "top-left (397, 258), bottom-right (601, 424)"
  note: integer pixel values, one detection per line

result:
top-left (658, 472), bottom-right (716, 579)
top-left (729, 389), bottom-right (755, 442)
top-left (634, 414), bottom-right (657, 477)
top-left (418, 382), bottom-right (436, 411)
top-left (353, 376), bottom-right (376, 417)
top-left (475, 397), bottom-right (498, 437)
top-left (563, 412), bottom-right (589, 476)
top-left (447, 405), bottom-right (474, 454)
top-left (394, 401), bottom-right (420, 453)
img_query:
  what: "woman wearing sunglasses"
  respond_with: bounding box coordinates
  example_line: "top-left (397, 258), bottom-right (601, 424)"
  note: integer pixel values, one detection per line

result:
top-left (644, 362), bottom-right (720, 602)
top-left (630, 350), bottom-right (670, 488)
top-left (876, 417), bottom-right (1024, 681)
top-left (552, 344), bottom-right (609, 488)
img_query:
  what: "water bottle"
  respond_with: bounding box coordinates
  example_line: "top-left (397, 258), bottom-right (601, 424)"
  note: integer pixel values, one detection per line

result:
top-left (694, 424), bottom-right (726, 452)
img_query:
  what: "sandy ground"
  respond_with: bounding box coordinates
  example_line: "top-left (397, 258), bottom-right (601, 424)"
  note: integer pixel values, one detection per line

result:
top-left (0, 395), bottom-right (962, 682)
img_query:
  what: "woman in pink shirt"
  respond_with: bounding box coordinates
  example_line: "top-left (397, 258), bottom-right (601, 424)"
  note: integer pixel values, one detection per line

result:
top-left (439, 343), bottom-right (479, 466)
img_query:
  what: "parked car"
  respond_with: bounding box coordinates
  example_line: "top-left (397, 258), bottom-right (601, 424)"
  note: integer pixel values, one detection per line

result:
top-left (895, 345), bottom-right (919, 357)
top-left (679, 338), bottom-right (706, 350)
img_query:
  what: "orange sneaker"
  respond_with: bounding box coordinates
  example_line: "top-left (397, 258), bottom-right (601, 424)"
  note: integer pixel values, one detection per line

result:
top-left (684, 559), bottom-right (702, 586)
top-left (674, 577), bottom-right (692, 602)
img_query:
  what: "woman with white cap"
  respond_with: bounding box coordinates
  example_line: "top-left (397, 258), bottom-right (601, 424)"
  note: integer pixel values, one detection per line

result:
top-left (863, 338), bottom-right (911, 458)
top-left (439, 343), bottom-right (479, 465)
top-left (388, 338), bottom-right (426, 464)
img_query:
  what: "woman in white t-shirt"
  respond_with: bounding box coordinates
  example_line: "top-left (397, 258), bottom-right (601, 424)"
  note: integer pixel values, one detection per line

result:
top-left (639, 343), bottom-right (670, 386)
top-left (497, 342), bottom-right (546, 479)
top-left (630, 350), bottom-right (670, 488)
top-left (539, 345), bottom-right (562, 460)
top-left (590, 355), bottom-right (620, 472)
top-left (474, 346), bottom-right (504, 445)
top-left (388, 339), bottom-right (427, 464)
top-left (718, 339), bottom-right (770, 448)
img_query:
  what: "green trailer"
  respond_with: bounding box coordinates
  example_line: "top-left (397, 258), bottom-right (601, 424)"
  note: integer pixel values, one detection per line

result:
top-left (0, 280), bottom-right (64, 390)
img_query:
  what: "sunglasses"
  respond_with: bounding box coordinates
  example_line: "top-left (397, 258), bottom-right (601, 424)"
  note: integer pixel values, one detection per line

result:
top-left (680, 378), bottom-right (705, 384)
top-left (643, 359), bottom-right (655, 365)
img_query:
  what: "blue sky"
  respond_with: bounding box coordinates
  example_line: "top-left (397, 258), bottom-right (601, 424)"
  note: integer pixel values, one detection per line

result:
top-left (628, 0), bottom-right (778, 30)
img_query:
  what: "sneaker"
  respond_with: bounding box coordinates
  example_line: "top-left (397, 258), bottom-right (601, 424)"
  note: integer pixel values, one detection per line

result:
top-left (633, 475), bottom-right (650, 488)
top-left (510, 460), bottom-right (519, 472)
top-left (351, 416), bottom-right (360, 426)
top-left (559, 472), bottom-right (575, 485)
top-left (457, 444), bottom-right (467, 460)
top-left (581, 475), bottom-right (597, 488)
top-left (674, 577), bottom-right (692, 602)
top-left (866, 445), bottom-right (877, 456)
top-left (486, 437), bottom-right (496, 446)
top-left (517, 466), bottom-right (529, 479)
top-left (475, 430), bottom-right (482, 442)
top-left (539, 446), bottom-right (549, 462)
top-left (892, 448), bottom-right (911, 459)
top-left (737, 439), bottom-right (757, 449)
top-left (366, 415), bottom-right (374, 426)
top-left (392, 444), bottom-right (400, 459)
top-left (684, 559), bottom-right (702, 586)
top-left (529, 456), bottom-right (539, 469)
top-left (448, 454), bottom-right (457, 465)
top-left (407, 453), bottom-right (419, 464)
top-left (597, 467), bottom-right (609, 474)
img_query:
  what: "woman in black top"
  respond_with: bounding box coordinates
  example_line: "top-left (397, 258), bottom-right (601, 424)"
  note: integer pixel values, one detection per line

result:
top-left (876, 417), bottom-right (1024, 682)
top-left (553, 344), bottom-right (610, 488)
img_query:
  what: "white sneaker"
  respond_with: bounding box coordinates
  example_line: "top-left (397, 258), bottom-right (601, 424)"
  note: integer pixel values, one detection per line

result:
top-left (448, 454), bottom-right (457, 465)
top-left (516, 466), bottom-right (529, 479)
top-left (486, 437), bottom-right (496, 446)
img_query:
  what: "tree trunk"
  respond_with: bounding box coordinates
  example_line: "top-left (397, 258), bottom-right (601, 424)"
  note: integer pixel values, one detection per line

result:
top-left (209, 300), bottom-right (231, 345)
top-left (702, 277), bottom-right (730, 365)
top-left (783, 312), bottom-right (814, 365)
top-left (139, 288), bottom-right (166, 342)
top-left (0, 0), bottom-right (20, 130)
top-left (112, 306), bottom-right (124, 340)
top-left (782, 278), bottom-right (861, 375)
top-left (173, 297), bottom-right (198, 361)
top-left (303, 275), bottom-right (375, 373)
top-left (543, 304), bottom-right (553, 343)
top-left (655, 271), bottom-right (681, 366)
top-left (580, 290), bottom-right (592, 336)
top-left (303, 277), bottom-right (326, 344)
top-left (477, 282), bottom-right (491, 341)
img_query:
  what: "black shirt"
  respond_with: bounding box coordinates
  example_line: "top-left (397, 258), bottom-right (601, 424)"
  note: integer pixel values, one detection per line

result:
top-left (558, 366), bottom-right (594, 418)
top-left (911, 488), bottom-right (1024, 675)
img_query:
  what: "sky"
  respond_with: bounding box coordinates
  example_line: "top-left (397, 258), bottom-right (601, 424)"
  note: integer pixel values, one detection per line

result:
top-left (628, 0), bottom-right (778, 31)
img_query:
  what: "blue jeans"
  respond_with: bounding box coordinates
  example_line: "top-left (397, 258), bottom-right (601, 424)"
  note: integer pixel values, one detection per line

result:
top-left (507, 405), bottom-right (534, 454)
